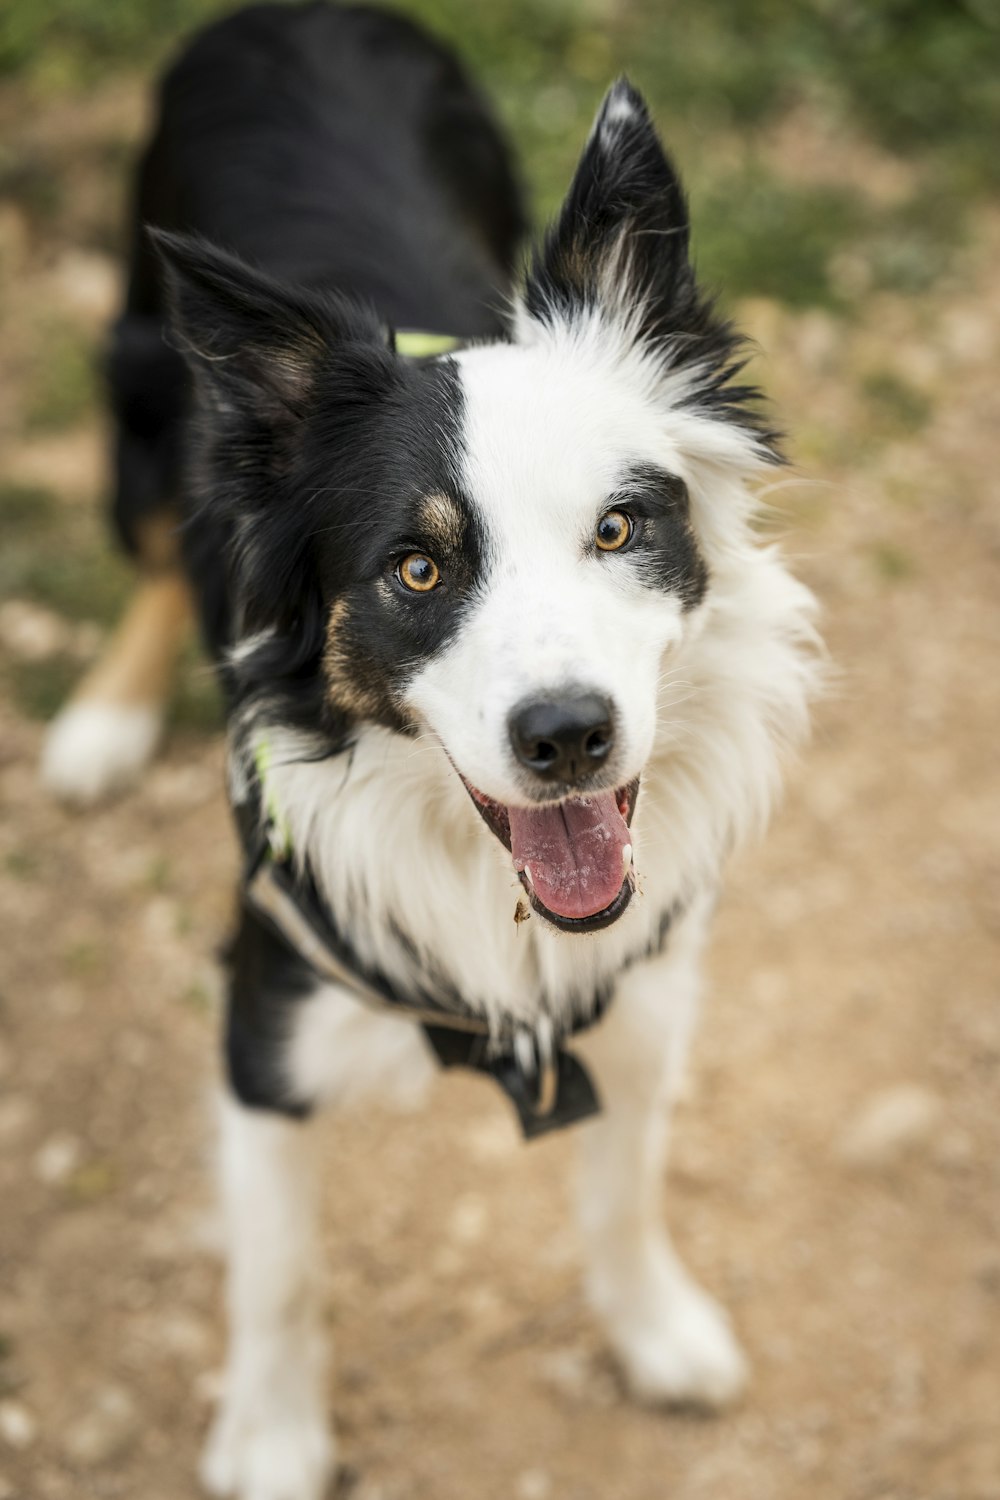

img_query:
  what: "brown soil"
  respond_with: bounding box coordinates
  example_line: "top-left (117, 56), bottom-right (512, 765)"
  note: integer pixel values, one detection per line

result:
top-left (1, 135), bottom-right (999, 1500)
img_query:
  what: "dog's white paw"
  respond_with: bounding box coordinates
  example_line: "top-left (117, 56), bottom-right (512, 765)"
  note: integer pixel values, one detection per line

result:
top-left (608, 1272), bottom-right (748, 1410)
top-left (200, 1401), bottom-right (335, 1500)
top-left (41, 701), bottom-right (162, 805)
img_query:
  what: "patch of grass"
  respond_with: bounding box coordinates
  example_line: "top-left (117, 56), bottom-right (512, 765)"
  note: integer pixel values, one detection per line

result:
top-left (179, 979), bottom-right (214, 1016)
top-left (63, 938), bottom-right (106, 977)
top-left (67, 1158), bottom-right (117, 1202)
top-left (4, 848), bottom-right (39, 879)
top-left (866, 179), bottom-right (969, 296)
top-left (24, 320), bottom-right (100, 433)
top-left (0, 0), bottom-right (232, 81)
top-left (172, 647), bottom-right (223, 734)
top-left (0, 482), bottom-right (59, 535)
top-left (815, 0), bottom-right (1000, 191)
top-left (870, 541), bottom-right (915, 582)
top-left (0, 143), bottom-right (64, 221)
top-left (144, 855), bottom-right (173, 892)
top-left (1, 484), bottom-right (132, 630)
top-left (1, 484), bottom-right (131, 632)
top-left (1, 489), bottom-right (132, 633)
top-left (13, 546), bottom-right (131, 626)
top-left (694, 174), bottom-right (868, 310)
top-left (695, 164), bottom-right (969, 313)
top-left (2, 0), bottom-right (996, 187)
top-left (883, 475), bottom-right (923, 509)
top-left (861, 370), bottom-right (932, 436)
top-left (4, 654), bottom-right (78, 720)
top-left (174, 903), bottom-right (195, 938)
top-left (0, 0), bottom-right (987, 313)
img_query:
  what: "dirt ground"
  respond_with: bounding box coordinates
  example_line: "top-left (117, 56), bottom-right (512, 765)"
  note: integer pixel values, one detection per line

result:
top-left (1, 101), bottom-right (999, 1500)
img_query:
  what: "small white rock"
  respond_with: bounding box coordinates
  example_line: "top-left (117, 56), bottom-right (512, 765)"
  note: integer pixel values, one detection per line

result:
top-left (448, 1193), bottom-right (487, 1246)
top-left (0, 1401), bottom-right (37, 1450)
top-left (34, 1132), bottom-right (82, 1185)
top-left (516, 1469), bottom-right (552, 1500)
top-left (837, 1085), bottom-right (943, 1170)
top-left (51, 249), bottom-right (120, 322)
top-left (0, 600), bottom-right (70, 662)
top-left (62, 1385), bottom-right (137, 1466)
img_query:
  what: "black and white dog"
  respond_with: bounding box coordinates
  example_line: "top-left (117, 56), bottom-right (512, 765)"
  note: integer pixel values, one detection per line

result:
top-left (43, 5), bottom-right (818, 1496)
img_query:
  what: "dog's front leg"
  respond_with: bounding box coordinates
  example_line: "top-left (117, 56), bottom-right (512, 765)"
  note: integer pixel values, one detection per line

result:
top-left (201, 1095), bottom-right (335, 1500)
top-left (574, 899), bottom-right (747, 1409)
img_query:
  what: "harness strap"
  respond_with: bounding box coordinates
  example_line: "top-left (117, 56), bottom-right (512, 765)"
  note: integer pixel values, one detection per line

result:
top-left (394, 330), bottom-right (462, 358)
top-left (244, 852), bottom-right (604, 1138)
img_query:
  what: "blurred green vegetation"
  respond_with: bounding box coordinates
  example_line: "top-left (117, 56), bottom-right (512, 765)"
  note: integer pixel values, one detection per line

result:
top-left (2, 0), bottom-right (997, 186)
top-left (861, 369), bottom-right (932, 435)
top-left (870, 540), bottom-right (916, 581)
top-left (0, 0), bottom-right (996, 311)
top-left (24, 319), bottom-right (100, 432)
top-left (0, 483), bottom-right (132, 625)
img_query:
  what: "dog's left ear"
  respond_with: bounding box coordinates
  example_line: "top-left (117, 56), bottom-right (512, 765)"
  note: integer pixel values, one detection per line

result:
top-left (523, 79), bottom-right (700, 341)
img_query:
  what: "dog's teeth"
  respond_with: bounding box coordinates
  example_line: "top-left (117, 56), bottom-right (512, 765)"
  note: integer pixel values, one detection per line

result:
top-left (523, 865), bottom-right (534, 890)
top-left (622, 843), bottom-right (633, 875)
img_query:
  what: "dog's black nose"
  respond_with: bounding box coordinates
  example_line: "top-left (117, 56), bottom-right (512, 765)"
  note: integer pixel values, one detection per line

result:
top-left (509, 693), bottom-right (614, 784)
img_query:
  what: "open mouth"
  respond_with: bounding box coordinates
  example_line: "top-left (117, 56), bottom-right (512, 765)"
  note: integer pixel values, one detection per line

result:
top-left (461, 777), bottom-right (640, 933)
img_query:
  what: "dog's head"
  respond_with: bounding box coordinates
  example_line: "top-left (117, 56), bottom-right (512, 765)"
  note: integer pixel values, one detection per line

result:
top-left (158, 81), bottom-right (778, 934)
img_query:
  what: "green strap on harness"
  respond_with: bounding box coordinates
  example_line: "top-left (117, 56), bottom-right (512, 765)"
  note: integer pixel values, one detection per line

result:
top-left (253, 737), bottom-right (292, 860)
top-left (395, 330), bottom-right (461, 359)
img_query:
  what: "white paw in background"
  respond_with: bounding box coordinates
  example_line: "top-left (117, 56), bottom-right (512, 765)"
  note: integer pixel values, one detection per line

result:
top-left (40, 701), bottom-right (162, 805)
top-left (200, 1399), bottom-right (336, 1500)
top-left (604, 1264), bottom-right (749, 1410)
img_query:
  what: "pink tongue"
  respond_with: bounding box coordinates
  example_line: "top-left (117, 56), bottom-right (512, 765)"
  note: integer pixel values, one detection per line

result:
top-left (507, 792), bottom-right (631, 921)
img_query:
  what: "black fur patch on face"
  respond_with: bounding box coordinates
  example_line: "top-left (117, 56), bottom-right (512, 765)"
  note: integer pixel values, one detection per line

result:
top-left (313, 358), bottom-right (486, 732)
top-left (524, 80), bottom-right (781, 457)
top-left (609, 462), bottom-right (709, 612)
top-left (155, 231), bottom-right (487, 746)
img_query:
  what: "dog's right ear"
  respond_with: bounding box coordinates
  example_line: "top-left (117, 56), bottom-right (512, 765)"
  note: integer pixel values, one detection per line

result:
top-left (150, 228), bottom-right (393, 431)
top-left (522, 80), bottom-right (698, 342)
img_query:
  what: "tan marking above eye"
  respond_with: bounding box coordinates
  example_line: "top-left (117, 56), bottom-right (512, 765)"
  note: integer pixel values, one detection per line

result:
top-left (595, 509), bottom-right (633, 552)
top-left (397, 552), bottom-right (441, 592)
top-left (417, 492), bottom-right (465, 552)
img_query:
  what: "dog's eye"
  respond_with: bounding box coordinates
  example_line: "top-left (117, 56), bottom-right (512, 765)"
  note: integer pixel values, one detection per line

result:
top-left (595, 510), bottom-right (634, 553)
top-left (397, 552), bottom-right (441, 593)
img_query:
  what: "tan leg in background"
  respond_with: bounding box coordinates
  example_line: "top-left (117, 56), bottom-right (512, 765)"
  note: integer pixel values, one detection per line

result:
top-left (41, 567), bottom-right (193, 805)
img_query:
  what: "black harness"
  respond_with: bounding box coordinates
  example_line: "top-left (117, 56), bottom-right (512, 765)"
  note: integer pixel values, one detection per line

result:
top-left (242, 839), bottom-right (609, 1138)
